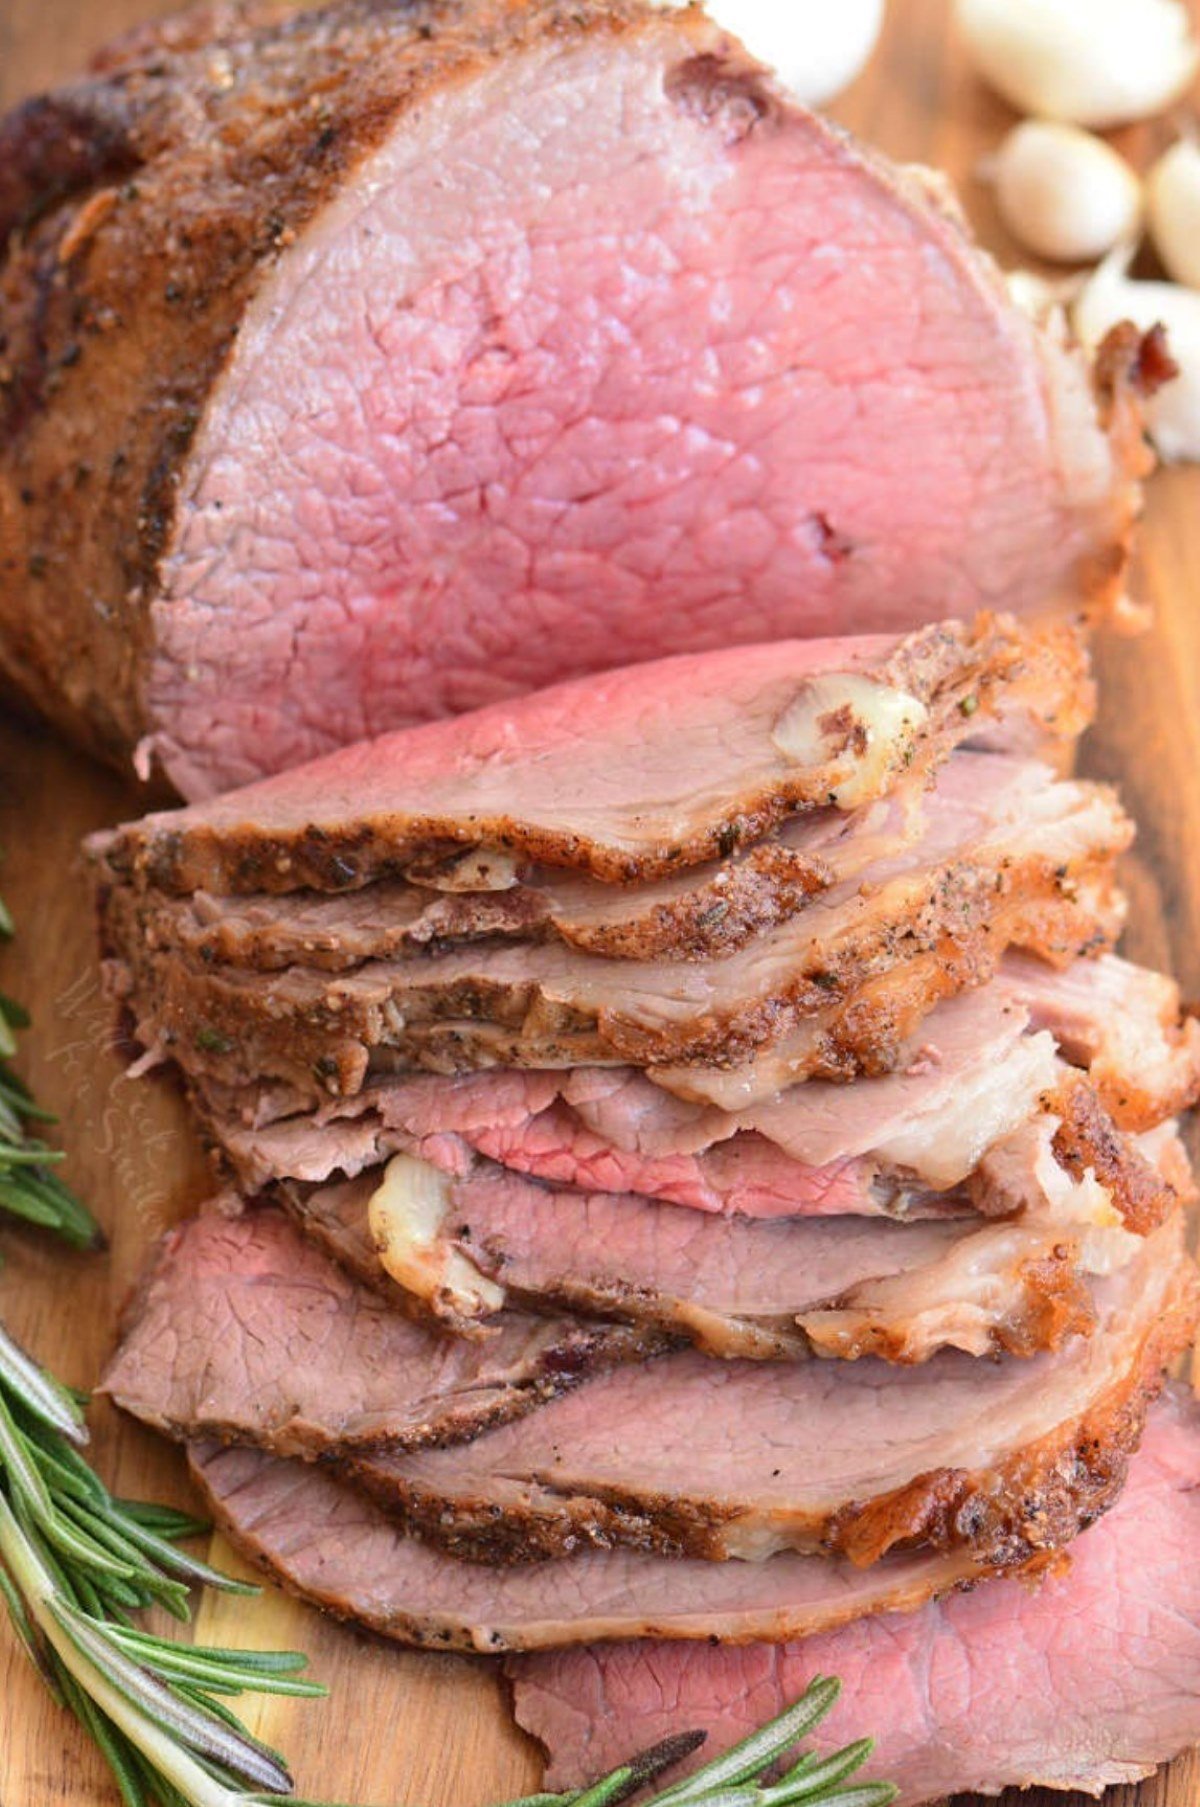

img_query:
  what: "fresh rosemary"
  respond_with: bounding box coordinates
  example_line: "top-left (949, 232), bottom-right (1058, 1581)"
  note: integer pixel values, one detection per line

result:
top-left (0, 899), bottom-right (102, 1248)
top-left (0, 888), bottom-right (897, 1807)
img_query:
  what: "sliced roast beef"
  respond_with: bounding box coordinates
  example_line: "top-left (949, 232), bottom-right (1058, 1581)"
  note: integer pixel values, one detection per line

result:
top-left (201, 949), bottom-right (1200, 1205)
top-left (306, 1144), bottom-right (1109, 1362)
top-left (116, 784), bottom-right (930, 972)
top-left (189, 1439), bottom-right (997, 1653)
top-left (99, 1208), bottom-right (661, 1456)
top-left (104, 758), bottom-right (1129, 1098)
top-left (109, 1204), bottom-right (1196, 1566)
top-left (91, 621), bottom-right (1090, 885)
top-left (1, 0), bottom-right (1128, 802)
top-left (344, 1218), bottom-right (1195, 1565)
top-left (508, 1386), bottom-right (1200, 1796)
top-left (344, 1080), bottom-right (1183, 1356)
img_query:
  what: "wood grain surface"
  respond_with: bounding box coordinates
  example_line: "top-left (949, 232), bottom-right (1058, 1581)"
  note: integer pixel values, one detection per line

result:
top-left (1, 2), bottom-right (1198, 1804)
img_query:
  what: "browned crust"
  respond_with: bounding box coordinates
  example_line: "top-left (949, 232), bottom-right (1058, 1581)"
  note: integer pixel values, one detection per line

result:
top-left (96, 618), bottom-right (1095, 891)
top-left (2, 0), bottom-right (730, 773)
top-left (1049, 1076), bottom-right (1181, 1235)
top-left (99, 841), bottom-right (1128, 1100)
top-left (338, 1245), bottom-right (1199, 1567)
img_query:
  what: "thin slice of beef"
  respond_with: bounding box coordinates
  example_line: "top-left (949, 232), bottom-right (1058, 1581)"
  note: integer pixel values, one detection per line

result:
top-left (303, 1148), bottom-right (1105, 1361)
top-left (104, 759), bottom-right (1129, 1098)
top-left (345, 1217), bottom-right (1195, 1565)
top-left (659, 942), bottom-right (1193, 1113)
top-left (91, 620), bottom-right (1089, 883)
top-left (507, 1386), bottom-right (1200, 1797)
top-left (188, 1439), bottom-right (997, 1653)
top-left (1, 0), bottom-right (1128, 801)
top-left (340, 1088), bottom-right (1182, 1357)
top-left (99, 1208), bottom-right (662, 1456)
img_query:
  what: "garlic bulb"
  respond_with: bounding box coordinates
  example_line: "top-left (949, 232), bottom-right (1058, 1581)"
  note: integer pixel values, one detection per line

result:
top-left (1073, 251), bottom-right (1200, 462)
top-left (703, 0), bottom-right (885, 107)
top-left (991, 122), bottom-right (1141, 263)
top-left (1147, 139), bottom-right (1200, 291)
top-left (955, 0), bottom-right (1199, 128)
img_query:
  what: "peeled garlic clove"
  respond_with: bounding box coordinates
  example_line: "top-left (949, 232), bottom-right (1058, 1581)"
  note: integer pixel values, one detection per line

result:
top-left (1147, 139), bottom-right (1200, 291)
top-left (991, 122), bottom-right (1141, 264)
top-left (1073, 251), bottom-right (1200, 463)
top-left (703, 0), bottom-right (885, 107)
top-left (955, 0), bottom-right (1199, 129)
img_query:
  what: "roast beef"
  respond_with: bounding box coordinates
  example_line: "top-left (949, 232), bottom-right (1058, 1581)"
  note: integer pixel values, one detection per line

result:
top-left (188, 1439), bottom-right (997, 1652)
top-left (107, 1204), bottom-right (1197, 1566)
top-left (507, 1386), bottom-right (1200, 1797)
top-left (201, 949), bottom-right (1200, 1208)
top-left (103, 756), bottom-right (1129, 1098)
top-left (99, 1207), bottom-right (661, 1455)
top-left (90, 618), bottom-right (1089, 890)
top-left (343, 1218), bottom-right (1194, 1564)
top-left (343, 1086), bottom-right (1181, 1357)
top-left (314, 1154), bottom-right (1103, 1362)
top-left (0, 0), bottom-right (1132, 800)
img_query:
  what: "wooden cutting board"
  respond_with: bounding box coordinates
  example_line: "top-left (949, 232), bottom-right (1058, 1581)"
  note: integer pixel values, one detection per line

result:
top-left (1, 2), bottom-right (1198, 1803)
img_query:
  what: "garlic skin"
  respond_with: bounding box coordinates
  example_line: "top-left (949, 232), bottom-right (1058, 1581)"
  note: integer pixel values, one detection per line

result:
top-left (955, 0), bottom-right (1199, 128)
top-left (992, 122), bottom-right (1141, 263)
top-left (1147, 140), bottom-right (1200, 291)
top-left (703, 0), bottom-right (885, 107)
top-left (1073, 251), bottom-right (1200, 462)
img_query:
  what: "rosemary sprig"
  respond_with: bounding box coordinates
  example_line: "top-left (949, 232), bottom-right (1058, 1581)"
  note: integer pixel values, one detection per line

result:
top-left (501, 1675), bottom-right (897, 1807)
top-left (0, 896), bottom-right (103, 1249)
top-left (0, 1322), bottom-right (338, 1807)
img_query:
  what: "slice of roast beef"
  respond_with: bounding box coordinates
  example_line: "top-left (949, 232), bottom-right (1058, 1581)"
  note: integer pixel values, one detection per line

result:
top-left (329, 1092), bottom-right (1182, 1357)
top-left (88, 619), bottom-right (1091, 893)
top-left (114, 776), bottom-right (934, 973)
top-left (344, 1217), bottom-right (1195, 1565)
top-left (103, 758), bottom-right (1129, 1098)
top-left (188, 1439), bottom-right (998, 1652)
top-left (298, 1151), bottom-right (1103, 1362)
top-left (99, 1208), bottom-right (662, 1456)
top-left (0, 0), bottom-right (1128, 800)
top-left (507, 1385), bottom-right (1200, 1796)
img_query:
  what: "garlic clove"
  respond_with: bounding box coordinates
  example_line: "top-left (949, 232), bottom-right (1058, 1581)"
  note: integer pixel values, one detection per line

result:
top-left (1073, 250), bottom-right (1200, 463)
top-left (1147, 139), bottom-right (1200, 292)
top-left (991, 122), bottom-right (1141, 264)
top-left (368, 1153), bottom-right (506, 1318)
top-left (771, 673), bottom-right (929, 808)
top-left (702, 0), bottom-right (885, 108)
top-left (955, 0), bottom-right (1199, 129)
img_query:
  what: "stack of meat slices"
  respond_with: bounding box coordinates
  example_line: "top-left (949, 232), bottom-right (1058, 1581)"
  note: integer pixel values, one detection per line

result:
top-left (93, 615), bottom-right (1200, 1797)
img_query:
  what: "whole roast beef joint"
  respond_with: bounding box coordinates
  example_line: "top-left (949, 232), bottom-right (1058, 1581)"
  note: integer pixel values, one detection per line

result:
top-left (4, 2), bottom-right (1195, 1802)
top-left (0, 3), bottom-right (1147, 799)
